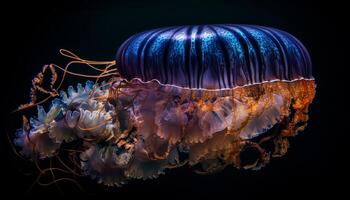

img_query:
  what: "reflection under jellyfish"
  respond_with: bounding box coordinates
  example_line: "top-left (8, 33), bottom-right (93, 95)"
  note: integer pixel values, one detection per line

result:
top-left (14, 24), bottom-right (315, 186)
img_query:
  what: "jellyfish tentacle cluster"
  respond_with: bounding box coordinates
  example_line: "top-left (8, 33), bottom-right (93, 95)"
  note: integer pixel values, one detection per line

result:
top-left (15, 24), bottom-right (316, 186)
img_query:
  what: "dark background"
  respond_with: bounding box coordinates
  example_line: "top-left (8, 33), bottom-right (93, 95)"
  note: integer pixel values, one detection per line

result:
top-left (1, 0), bottom-right (346, 198)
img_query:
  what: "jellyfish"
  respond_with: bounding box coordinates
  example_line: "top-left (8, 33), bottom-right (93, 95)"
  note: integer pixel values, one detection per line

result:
top-left (14, 24), bottom-right (315, 186)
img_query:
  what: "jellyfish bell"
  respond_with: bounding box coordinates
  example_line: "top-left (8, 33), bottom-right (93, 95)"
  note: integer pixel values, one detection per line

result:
top-left (14, 24), bottom-right (315, 186)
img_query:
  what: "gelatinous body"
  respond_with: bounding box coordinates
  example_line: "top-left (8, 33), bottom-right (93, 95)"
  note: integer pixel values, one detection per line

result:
top-left (117, 24), bottom-right (313, 89)
top-left (15, 24), bottom-right (315, 187)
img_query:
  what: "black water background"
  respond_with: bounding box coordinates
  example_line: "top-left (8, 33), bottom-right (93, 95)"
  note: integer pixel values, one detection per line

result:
top-left (1, 0), bottom-right (346, 198)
